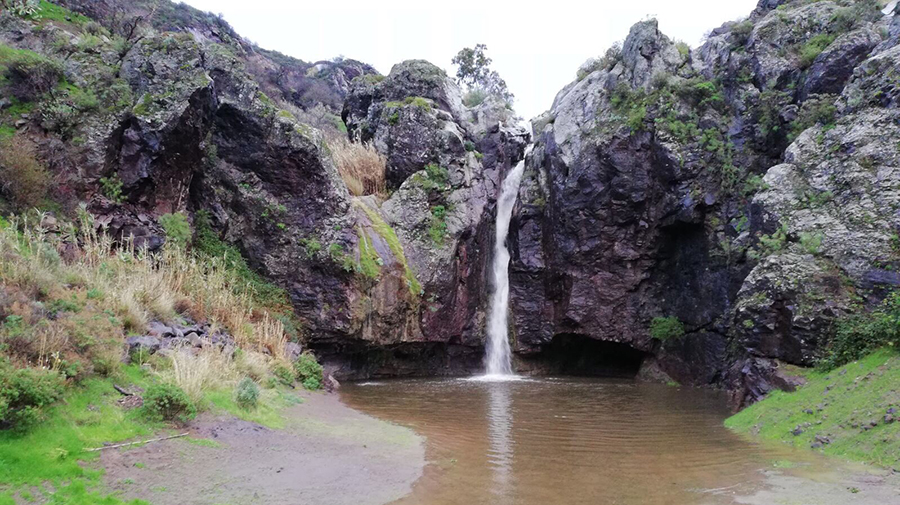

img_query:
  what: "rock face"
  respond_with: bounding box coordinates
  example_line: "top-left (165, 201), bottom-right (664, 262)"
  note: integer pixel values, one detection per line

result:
top-left (0, 0), bottom-right (525, 380)
top-left (508, 0), bottom-right (896, 403)
top-left (5, 0), bottom-right (900, 403)
top-left (325, 60), bottom-right (528, 377)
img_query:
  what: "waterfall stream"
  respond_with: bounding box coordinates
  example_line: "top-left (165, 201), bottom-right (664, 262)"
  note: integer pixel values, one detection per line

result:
top-left (484, 148), bottom-right (531, 377)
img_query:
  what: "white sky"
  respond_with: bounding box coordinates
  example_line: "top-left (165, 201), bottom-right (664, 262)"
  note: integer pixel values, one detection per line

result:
top-left (180, 0), bottom-right (758, 121)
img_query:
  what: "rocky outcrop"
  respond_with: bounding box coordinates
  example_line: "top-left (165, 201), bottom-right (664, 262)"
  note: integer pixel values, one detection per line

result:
top-left (729, 40), bottom-right (900, 400)
top-left (507, 0), bottom-right (893, 401)
top-left (321, 60), bottom-right (527, 377)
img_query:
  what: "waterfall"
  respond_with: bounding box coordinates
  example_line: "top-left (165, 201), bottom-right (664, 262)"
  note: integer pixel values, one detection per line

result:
top-left (484, 149), bottom-right (530, 377)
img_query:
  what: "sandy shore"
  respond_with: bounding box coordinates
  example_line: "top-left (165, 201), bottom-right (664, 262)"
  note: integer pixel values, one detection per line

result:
top-left (101, 392), bottom-right (424, 505)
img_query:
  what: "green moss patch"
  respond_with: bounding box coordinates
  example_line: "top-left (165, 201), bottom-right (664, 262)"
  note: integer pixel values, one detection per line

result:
top-left (356, 226), bottom-right (382, 280)
top-left (354, 201), bottom-right (421, 296)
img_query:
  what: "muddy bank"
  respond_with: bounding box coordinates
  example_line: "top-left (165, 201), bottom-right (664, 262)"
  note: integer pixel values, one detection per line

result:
top-left (711, 460), bottom-right (900, 505)
top-left (101, 392), bottom-right (424, 505)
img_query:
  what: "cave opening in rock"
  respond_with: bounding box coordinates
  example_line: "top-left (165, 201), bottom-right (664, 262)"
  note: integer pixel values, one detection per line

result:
top-left (522, 334), bottom-right (649, 378)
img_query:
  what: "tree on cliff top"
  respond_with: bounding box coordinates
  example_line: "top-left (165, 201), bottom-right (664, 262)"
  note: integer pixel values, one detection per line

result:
top-left (452, 44), bottom-right (514, 107)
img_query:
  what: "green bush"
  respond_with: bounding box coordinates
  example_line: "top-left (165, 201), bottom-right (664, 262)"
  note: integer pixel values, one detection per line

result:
top-left (424, 163), bottom-right (449, 185)
top-left (649, 316), bottom-right (685, 341)
top-left (234, 377), bottom-right (260, 410)
top-left (159, 212), bottom-right (191, 249)
top-left (142, 383), bottom-right (195, 423)
top-left (99, 174), bottom-right (125, 203)
top-left (302, 377), bottom-right (321, 390)
top-left (273, 364), bottom-right (294, 386)
top-left (0, 358), bottom-right (66, 431)
top-left (798, 34), bottom-right (836, 69)
top-left (293, 352), bottom-right (323, 391)
top-left (0, 45), bottom-right (63, 101)
top-left (822, 292), bottom-right (900, 370)
top-left (463, 89), bottom-right (487, 107)
top-left (731, 20), bottom-right (754, 46)
top-left (428, 205), bottom-right (448, 244)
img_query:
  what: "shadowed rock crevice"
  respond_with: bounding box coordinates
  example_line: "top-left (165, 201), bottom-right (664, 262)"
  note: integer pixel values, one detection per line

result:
top-left (316, 342), bottom-right (484, 380)
top-left (518, 334), bottom-right (649, 378)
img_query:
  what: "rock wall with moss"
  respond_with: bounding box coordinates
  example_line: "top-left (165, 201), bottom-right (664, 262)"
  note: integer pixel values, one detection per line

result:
top-left (509, 0), bottom-right (900, 405)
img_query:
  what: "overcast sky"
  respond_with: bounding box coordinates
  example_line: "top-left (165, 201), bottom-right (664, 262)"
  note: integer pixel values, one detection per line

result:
top-left (180, 0), bottom-right (758, 121)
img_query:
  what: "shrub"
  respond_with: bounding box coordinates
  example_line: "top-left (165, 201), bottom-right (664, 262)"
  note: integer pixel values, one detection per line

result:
top-left (159, 212), bottom-right (191, 249)
top-left (649, 316), bottom-right (685, 341)
top-left (731, 20), bottom-right (754, 46)
top-left (822, 292), bottom-right (900, 370)
top-left (425, 163), bottom-right (448, 182)
top-left (99, 174), bottom-right (125, 203)
top-left (3, 0), bottom-right (39, 17)
top-left (273, 363), bottom-right (294, 386)
top-left (789, 94), bottom-right (837, 141)
top-left (799, 231), bottom-right (823, 255)
top-left (1, 47), bottom-right (63, 101)
top-left (0, 358), bottom-right (66, 431)
top-left (463, 89), bottom-right (487, 107)
top-left (302, 377), bottom-right (321, 390)
top-left (798, 34), bottom-right (836, 69)
top-left (293, 352), bottom-right (323, 390)
top-left (0, 138), bottom-right (51, 209)
top-left (329, 136), bottom-right (386, 196)
top-left (142, 383), bottom-right (195, 423)
top-left (428, 205), bottom-right (448, 244)
top-left (234, 377), bottom-right (260, 410)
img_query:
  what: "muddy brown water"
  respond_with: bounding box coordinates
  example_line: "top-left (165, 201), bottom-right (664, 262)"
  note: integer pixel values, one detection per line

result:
top-left (340, 377), bottom-right (850, 505)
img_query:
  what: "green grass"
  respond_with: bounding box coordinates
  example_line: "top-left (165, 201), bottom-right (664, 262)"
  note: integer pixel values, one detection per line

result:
top-left (31, 1), bottom-right (91, 25)
top-left (355, 201), bottom-right (421, 296)
top-left (0, 366), bottom-right (157, 504)
top-left (205, 387), bottom-right (302, 430)
top-left (0, 363), bottom-right (304, 503)
top-left (726, 349), bottom-right (900, 468)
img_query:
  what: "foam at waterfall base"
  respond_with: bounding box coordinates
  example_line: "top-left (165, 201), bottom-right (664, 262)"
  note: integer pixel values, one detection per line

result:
top-left (464, 374), bottom-right (531, 383)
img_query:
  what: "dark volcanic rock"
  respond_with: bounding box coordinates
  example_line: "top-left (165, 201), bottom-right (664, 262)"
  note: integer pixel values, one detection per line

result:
top-left (509, 1), bottom-right (893, 402)
top-left (801, 28), bottom-right (881, 100)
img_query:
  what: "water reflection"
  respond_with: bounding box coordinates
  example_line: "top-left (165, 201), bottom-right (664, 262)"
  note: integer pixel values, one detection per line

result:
top-left (486, 383), bottom-right (513, 503)
top-left (341, 378), bottom-right (797, 505)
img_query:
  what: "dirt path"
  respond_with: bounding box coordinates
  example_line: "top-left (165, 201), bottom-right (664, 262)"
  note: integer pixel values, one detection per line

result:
top-left (101, 392), bottom-right (424, 505)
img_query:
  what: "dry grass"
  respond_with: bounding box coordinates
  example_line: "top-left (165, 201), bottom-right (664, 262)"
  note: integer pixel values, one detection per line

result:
top-left (166, 347), bottom-right (239, 404)
top-left (0, 137), bottom-right (51, 210)
top-left (329, 135), bottom-right (387, 197)
top-left (0, 209), bottom-right (290, 375)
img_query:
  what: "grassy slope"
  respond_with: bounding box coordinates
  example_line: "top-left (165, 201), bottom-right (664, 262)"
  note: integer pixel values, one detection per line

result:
top-left (0, 365), bottom-right (301, 504)
top-left (726, 350), bottom-right (900, 469)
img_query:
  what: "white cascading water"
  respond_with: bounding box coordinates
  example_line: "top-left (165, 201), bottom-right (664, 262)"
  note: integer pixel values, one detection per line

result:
top-left (484, 149), bottom-right (531, 377)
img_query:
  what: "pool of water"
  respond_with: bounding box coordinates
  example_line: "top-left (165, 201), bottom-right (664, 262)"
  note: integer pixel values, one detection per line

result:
top-left (340, 377), bottom-right (809, 505)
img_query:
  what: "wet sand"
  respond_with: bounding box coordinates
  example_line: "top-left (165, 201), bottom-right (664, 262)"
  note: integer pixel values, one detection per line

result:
top-left (101, 392), bottom-right (424, 505)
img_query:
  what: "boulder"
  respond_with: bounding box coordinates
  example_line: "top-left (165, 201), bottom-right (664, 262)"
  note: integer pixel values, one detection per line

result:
top-left (126, 336), bottom-right (161, 355)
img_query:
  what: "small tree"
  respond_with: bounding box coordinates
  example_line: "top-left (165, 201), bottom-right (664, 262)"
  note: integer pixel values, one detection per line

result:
top-left (451, 44), bottom-right (514, 107)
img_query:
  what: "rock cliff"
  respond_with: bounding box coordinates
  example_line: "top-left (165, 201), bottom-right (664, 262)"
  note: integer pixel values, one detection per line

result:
top-left (509, 0), bottom-right (899, 405)
top-left (2, 0), bottom-right (899, 404)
